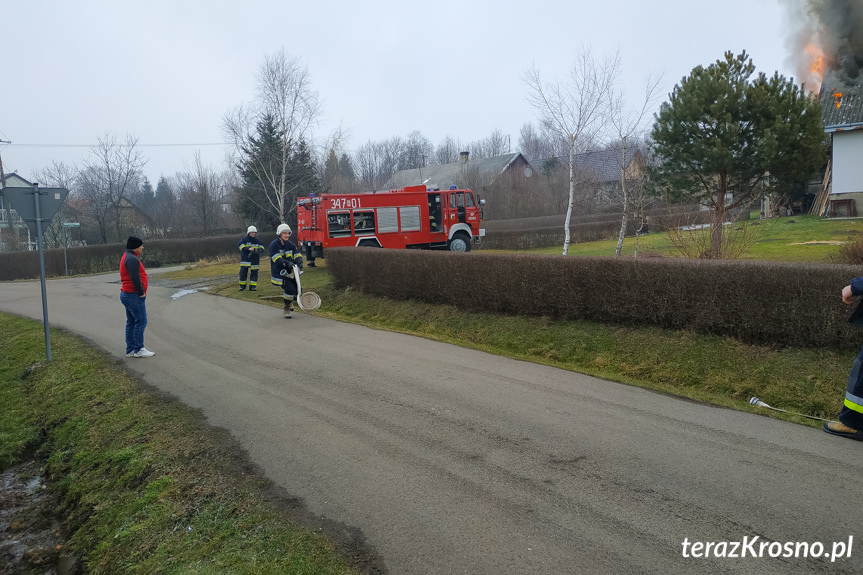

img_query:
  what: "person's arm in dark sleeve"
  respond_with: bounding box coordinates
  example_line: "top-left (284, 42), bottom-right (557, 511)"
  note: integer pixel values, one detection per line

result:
top-left (292, 249), bottom-right (304, 269)
top-left (125, 254), bottom-right (145, 296)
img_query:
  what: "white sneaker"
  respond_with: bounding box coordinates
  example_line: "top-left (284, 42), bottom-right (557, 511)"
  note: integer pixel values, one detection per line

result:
top-left (125, 352), bottom-right (136, 358)
top-left (133, 347), bottom-right (155, 358)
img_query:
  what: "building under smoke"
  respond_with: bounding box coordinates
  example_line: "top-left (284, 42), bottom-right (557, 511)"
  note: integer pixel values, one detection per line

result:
top-left (785, 0), bottom-right (863, 91)
top-left (783, 1), bottom-right (863, 216)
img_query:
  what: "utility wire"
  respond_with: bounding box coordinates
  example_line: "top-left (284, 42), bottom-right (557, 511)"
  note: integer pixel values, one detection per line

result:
top-left (4, 142), bottom-right (228, 148)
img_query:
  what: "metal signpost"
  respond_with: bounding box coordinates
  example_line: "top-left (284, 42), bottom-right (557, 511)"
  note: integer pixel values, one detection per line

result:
top-left (62, 222), bottom-right (80, 276)
top-left (3, 184), bottom-right (69, 362)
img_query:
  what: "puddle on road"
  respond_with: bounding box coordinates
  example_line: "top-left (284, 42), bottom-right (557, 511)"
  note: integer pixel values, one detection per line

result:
top-left (171, 287), bottom-right (210, 300)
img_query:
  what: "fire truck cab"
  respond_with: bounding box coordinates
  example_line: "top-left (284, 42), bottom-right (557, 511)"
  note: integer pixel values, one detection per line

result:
top-left (296, 185), bottom-right (485, 264)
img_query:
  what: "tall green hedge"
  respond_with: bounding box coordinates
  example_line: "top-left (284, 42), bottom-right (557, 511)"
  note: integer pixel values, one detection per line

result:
top-left (327, 247), bottom-right (862, 350)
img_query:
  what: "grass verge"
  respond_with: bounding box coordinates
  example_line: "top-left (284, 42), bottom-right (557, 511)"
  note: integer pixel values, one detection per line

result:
top-left (0, 314), bottom-right (366, 575)
top-left (542, 213), bottom-right (863, 262)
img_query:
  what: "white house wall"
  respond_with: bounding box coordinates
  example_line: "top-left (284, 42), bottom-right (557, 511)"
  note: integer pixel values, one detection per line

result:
top-left (832, 131), bottom-right (863, 194)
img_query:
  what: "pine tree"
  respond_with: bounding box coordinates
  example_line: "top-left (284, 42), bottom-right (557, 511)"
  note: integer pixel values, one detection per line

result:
top-left (286, 138), bottom-right (321, 207)
top-left (649, 51), bottom-right (826, 258)
top-left (151, 176), bottom-right (176, 238)
top-left (235, 116), bottom-right (320, 228)
top-left (338, 153), bottom-right (355, 182)
top-left (132, 177), bottom-right (155, 213)
top-left (322, 149), bottom-right (339, 193)
top-left (236, 114), bottom-right (283, 229)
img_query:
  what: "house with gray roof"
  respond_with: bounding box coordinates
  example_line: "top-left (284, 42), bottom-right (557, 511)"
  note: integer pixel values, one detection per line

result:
top-left (535, 146), bottom-right (646, 207)
top-left (570, 147), bottom-right (643, 185)
top-left (815, 70), bottom-right (863, 217)
top-left (0, 172), bottom-right (35, 251)
top-left (385, 152), bottom-right (535, 191)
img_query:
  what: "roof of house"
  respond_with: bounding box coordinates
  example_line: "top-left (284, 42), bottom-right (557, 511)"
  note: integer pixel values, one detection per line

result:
top-left (0, 173), bottom-right (34, 187)
top-left (386, 152), bottom-right (531, 190)
top-left (533, 147), bottom-right (642, 183)
top-left (820, 70), bottom-right (863, 132)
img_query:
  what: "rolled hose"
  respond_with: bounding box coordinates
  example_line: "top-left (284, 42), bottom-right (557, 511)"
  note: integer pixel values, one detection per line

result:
top-left (298, 291), bottom-right (322, 311)
top-left (292, 264), bottom-right (321, 311)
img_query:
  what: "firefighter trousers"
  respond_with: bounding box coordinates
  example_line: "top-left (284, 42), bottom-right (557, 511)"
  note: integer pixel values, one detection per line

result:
top-left (840, 345), bottom-right (863, 429)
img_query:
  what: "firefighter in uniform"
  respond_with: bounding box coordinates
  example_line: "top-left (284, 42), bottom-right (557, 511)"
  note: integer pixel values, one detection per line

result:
top-left (825, 277), bottom-right (863, 441)
top-left (270, 223), bottom-right (304, 318)
top-left (238, 225), bottom-right (265, 291)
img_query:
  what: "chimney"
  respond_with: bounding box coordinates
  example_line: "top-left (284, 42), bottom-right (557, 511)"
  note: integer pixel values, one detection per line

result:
top-left (459, 151), bottom-right (469, 163)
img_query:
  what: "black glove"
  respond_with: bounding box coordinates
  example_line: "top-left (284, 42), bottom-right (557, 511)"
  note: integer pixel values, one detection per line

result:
top-left (295, 258), bottom-right (303, 270)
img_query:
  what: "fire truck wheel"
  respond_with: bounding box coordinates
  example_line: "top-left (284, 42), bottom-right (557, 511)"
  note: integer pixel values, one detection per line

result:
top-left (448, 233), bottom-right (471, 252)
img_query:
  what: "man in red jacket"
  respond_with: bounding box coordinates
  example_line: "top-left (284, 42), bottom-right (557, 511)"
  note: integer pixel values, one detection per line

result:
top-left (120, 236), bottom-right (155, 358)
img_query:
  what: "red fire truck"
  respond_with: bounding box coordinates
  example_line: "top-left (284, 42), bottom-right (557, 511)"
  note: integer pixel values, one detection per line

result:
top-left (296, 185), bottom-right (485, 264)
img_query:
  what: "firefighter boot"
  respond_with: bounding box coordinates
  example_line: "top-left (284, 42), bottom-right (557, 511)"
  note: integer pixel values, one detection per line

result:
top-left (283, 300), bottom-right (292, 319)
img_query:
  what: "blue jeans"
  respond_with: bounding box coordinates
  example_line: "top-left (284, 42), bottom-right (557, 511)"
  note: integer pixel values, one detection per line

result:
top-left (120, 291), bottom-right (148, 354)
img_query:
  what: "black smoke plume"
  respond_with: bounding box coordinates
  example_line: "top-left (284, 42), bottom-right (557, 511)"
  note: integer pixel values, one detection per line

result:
top-left (783, 0), bottom-right (863, 90)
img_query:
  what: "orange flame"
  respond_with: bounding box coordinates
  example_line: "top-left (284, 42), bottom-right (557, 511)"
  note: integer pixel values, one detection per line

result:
top-left (834, 92), bottom-right (843, 108)
top-left (805, 42), bottom-right (827, 81)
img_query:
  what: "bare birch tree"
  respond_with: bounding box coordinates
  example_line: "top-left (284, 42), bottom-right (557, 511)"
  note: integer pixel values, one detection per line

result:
top-left (608, 74), bottom-right (662, 257)
top-left (224, 48), bottom-right (322, 224)
top-left (524, 47), bottom-right (619, 255)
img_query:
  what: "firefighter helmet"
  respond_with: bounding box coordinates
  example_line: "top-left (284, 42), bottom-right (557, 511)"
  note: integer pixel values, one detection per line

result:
top-left (276, 223), bottom-right (292, 235)
top-left (247, 225), bottom-right (257, 234)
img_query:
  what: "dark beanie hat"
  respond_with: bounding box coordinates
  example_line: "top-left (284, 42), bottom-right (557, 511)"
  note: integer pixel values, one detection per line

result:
top-left (126, 236), bottom-right (143, 250)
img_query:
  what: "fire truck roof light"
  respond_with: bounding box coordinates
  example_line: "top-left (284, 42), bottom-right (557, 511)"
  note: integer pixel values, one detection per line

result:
top-left (450, 186), bottom-right (456, 189)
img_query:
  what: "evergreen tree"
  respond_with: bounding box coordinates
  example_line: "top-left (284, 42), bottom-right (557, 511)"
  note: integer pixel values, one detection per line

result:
top-left (132, 177), bottom-right (155, 213)
top-left (154, 176), bottom-right (173, 203)
top-left (234, 116), bottom-right (320, 228)
top-left (649, 51), bottom-right (827, 257)
top-left (151, 176), bottom-right (176, 237)
top-left (322, 149), bottom-right (339, 193)
top-left (236, 114), bottom-right (283, 229)
top-left (338, 153), bottom-right (355, 182)
top-left (286, 138), bottom-right (321, 208)
top-left (321, 149), bottom-right (356, 194)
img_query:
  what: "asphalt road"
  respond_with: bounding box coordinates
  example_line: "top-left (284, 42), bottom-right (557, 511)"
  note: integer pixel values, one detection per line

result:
top-left (1, 271), bottom-right (861, 575)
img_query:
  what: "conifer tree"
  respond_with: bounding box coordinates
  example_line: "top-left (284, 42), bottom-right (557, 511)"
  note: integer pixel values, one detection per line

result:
top-left (650, 51), bottom-right (826, 258)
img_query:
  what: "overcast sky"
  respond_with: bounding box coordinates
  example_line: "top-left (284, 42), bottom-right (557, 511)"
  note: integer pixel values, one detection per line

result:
top-left (2, 0), bottom-right (802, 184)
